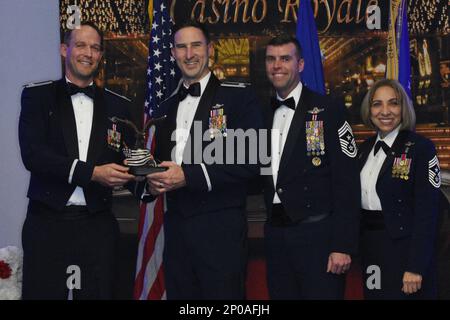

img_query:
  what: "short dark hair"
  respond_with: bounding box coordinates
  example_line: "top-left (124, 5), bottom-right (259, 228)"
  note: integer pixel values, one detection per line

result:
top-left (63, 21), bottom-right (104, 50)
top-left (267, 34), bottom-right (303, 59)
top-left (173, 20), bottom-right (210, 44)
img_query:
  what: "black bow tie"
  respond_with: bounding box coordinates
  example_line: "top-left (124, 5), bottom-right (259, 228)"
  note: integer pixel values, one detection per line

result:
top-left (178, 82), bottom-right (201, 101)
top-left (67, 82), bottom-right (95, 99)
top-left (374, 140), bottom-right (390, 156)
top-left (271, 97), bottom-right (296, 111)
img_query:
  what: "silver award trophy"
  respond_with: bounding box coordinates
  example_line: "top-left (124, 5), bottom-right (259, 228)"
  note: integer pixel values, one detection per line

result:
top-left (109, 116), bottom-right (167, 176)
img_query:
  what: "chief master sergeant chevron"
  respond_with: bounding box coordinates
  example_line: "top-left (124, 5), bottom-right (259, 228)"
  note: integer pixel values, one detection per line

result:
top-left (144, 21), bottom-right (263, 299)
top-left (18, 21), bottom-right (136, 299)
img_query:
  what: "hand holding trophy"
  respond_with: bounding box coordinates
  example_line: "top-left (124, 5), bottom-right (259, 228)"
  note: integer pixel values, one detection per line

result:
top-left (109, 116), bottom-right (167, 176)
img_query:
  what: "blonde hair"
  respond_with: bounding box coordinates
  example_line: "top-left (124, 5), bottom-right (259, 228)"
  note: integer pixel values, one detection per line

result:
top-left (361, 79), bottom-right (416, 131)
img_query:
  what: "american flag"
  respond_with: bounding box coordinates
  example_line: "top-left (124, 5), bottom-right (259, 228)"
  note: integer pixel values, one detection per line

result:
top-left (133, 0), bottom-right (179, 300)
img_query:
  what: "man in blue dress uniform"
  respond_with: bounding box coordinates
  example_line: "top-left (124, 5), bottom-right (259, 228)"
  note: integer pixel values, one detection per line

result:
top-left (262, 35), bottom-right (360, 299)
top-left (19, 22), bottom-right (136, 299)
top-left (144, 21), bottom-right (263, 299)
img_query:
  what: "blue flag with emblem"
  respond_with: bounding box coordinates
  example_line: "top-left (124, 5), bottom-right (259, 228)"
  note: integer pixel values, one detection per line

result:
top-left (296, 0), bottom-right (325, 95)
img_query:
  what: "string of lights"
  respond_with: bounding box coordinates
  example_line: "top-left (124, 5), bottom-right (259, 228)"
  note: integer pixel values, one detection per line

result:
top-left (59, 1), bottom-right (449, 36)
top-left (59, 0), bottom-right (149, 36)
top-left (409, 0), bottom-right (449, 35)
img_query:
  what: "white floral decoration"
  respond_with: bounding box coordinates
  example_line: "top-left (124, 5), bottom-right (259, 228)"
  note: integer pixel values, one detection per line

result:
top-left (0, 246), bottom-right (23, 300)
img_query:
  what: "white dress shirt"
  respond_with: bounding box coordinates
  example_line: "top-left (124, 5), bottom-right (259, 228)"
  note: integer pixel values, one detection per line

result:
top-left (360, 126), bottom-right (400, 210)
top-left (175, 72), bottom-right (212, 191)
top-left (66, 78), bottom-right (94, 206)
top-left (271, 82), bottom-right (303, 203)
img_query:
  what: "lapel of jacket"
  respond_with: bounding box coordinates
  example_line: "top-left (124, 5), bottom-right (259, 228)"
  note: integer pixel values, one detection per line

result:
top-left (264, 103), bottom-right (274, 158)
top-left (189, 73), bottom-right (221, 138)
top-left (263, 104), bottom-right (275, 189)
top-left (58, 79), bottom-right (79, 159)
top-left (185, 74), bottom-right (220, 164)
top-left (86, 86), bottom-right (107, 164)
top-left (377, 130), bottom-right (410, 181)
top-left (162, 74), bottom-right (221, 162)
top-left (358, 135), bottom-right (377, 170)
top-left (162, 96), bottom-right (180, 161)
top-left (277, 85), bottom-right (309, 184)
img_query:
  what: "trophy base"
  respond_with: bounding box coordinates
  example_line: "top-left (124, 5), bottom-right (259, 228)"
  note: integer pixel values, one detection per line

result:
top-left (129, 166), bottom-right (167, 176)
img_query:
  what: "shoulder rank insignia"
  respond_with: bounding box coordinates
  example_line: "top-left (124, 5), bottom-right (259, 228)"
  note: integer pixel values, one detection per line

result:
top-left (338, 121), bottom-right (357, 158)
top-left (105, 88), bottom-right (131, 102)
top-left (428, 155), bottom-right (441, 188)
top-left (23, 80), bottom-right (53, 88)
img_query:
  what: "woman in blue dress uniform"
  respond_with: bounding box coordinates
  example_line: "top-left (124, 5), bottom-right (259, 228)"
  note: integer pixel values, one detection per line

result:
top-left (358, 79), bottom-right (441, 299)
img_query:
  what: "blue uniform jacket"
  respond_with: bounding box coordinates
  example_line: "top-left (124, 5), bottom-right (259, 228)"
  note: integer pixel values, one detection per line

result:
top-left (150, 74), bottom-right (264, 217)
top-left (358, 130), bottom-right (441, 275)
top-left (19, 79), bottom-right (134, 213)
top-left (263, 86), bottom-right (361, 255)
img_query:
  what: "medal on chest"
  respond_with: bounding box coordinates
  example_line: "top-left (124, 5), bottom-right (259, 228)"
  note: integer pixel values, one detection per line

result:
top-left (107, 123), bottom-right (121, 152)
top-left (209, 104), bottom-right (227, 139)
top-left (306, 107), bottom-right (325, 166)
top-left (391, 142), bottom-right (414, 180)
